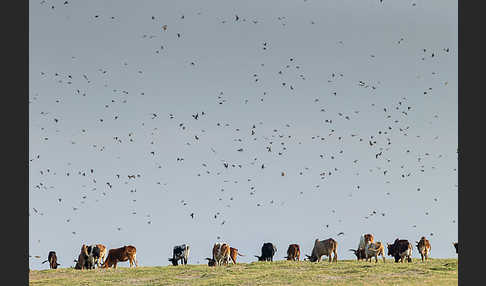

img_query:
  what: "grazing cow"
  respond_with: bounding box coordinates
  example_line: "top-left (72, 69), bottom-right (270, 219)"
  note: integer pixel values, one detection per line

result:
top-left (453, 242), bottom-right (458, 254)
top-left (85, 244), bottom-right (101, 269)
top-left (168, 244), bottom-right (190, 266)
top-left (255, 242), bottom-right (277, 262)
top-left (212, 243), bottom-right (231, 266)
top-left (284, 244), bottom-right (300, 261)
top-left (95, 244), bottom-right (107, 267)
top-left (229, 247), bottom-right (244, 264)
top-left (416, 237), bottom-right (431, 262)
top-left (102, 245), bottom-right (138, 268)
top-left (74, 244), bottom-right (89, 270)
top-left (387, 239), bottom-right (412, 263)
top-left (306, 238), bottom-right (338, 263)
top-left (42, 251), bottom-right (60, 269)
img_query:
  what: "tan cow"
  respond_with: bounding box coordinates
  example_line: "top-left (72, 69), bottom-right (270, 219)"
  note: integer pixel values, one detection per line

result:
top-left (416, 237), bottom-right (431, 262)
top-left (364, 242), bottom-right (386, 263)
top-left (102, 245), bottom-right (138, 268)
top-left (95, 244), bottom-right (107, 267)
top-left (306, 238), bottom-right (337, 263)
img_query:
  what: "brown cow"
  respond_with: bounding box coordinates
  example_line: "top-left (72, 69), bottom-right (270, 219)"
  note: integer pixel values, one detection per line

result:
top-left (42, 251), bottom-right (60, 269)
top-left (212, 243), bottom-right (231, 266)
top-left (285, 244), bottom-right (300, 261)
top-left (416, 237), bottom-right (431, 262)
top-left (74, 244), bottom-right (89, 269)
top-left (102, 245), bottom-right (138, 268)
top-left (306, 238), bottom-right (338, 263)
top-left (220, 244), bottom-right (230, 265)
top-left (229, 247), bottom-right (244, 264)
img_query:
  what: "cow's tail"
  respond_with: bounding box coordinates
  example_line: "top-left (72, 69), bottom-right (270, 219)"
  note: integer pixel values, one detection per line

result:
top-left (237, 252), bottom-right (245, 256)
top-left (41, 260), bottom-right (48, 264)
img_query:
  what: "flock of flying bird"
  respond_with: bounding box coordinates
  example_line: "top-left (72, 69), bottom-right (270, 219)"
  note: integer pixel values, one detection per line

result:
top-left (30, 0), bottom-right (457, 267)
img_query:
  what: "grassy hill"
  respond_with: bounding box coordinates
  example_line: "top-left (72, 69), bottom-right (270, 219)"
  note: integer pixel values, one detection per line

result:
top-left (29, 258), bottom-right (458, 286)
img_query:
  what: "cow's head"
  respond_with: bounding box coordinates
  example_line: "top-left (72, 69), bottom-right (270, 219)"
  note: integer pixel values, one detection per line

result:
top-left (205, 257), bottom-right (216, 266)
top-left (349, 249), bottom-right (361, 260)
top-left (254, 255), bottom-right (265, 261)
top-left (168, 258), bottom-right (178, 266)
top-left (305, 254), bottom-right (318, 262)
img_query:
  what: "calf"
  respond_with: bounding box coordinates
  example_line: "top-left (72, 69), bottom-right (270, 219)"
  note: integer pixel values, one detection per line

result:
top-left (229, 247), bottom-right (244, 264)
top-left (284, 244), bottom-right (300, 261)
top-left (212, 243), bottom-right (231, 266)
top-left (168, 244), bottom-right (190, 266)
top-left (255, 242), bottom-right (277, 262)
top-left (102, 245), bottom-right (138, 268)
top-left (416, 237), bottom-right (431, 262)
top-left (42, 251), bottom-right (60, 269)
top-left (306, 238), bottom-right (337, 263)
top-left (387, 239), bottom-right (412, 263)
top-left (453, 242), bottom-right (458, 254)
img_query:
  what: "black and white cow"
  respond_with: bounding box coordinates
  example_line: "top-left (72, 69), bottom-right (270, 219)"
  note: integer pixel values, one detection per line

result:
top-left (85, 244), bottom-right (101, 269)
top-left (168, 244), bottom-right (190, 266)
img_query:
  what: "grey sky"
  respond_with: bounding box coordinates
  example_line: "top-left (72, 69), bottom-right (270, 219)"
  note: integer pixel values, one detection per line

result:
top-left (29, 0), bottom-right (457, 269)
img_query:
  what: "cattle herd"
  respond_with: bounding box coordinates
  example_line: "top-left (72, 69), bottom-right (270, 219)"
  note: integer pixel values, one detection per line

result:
top-left (40, 235), bottom-right (459, 270)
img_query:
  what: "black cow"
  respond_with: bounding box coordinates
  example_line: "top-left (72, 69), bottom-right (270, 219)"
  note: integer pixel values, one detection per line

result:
top-left (42, 251), bottom-right (60, 269)
top-left (168, 244), bottom-right (190, 266)
top-left (85, 245), bottom-right (101, 269)
top-left (453, 242), bottom-right (458, 254)
top-left (387, 239), bottom-right (412, 263)
top-left (255, 243), bottom-right (277, 261)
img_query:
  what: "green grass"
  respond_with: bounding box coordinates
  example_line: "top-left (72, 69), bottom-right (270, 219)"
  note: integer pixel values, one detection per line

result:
top-left (29, 258), bottom-right (458, 286)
